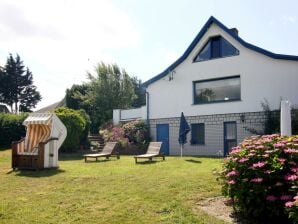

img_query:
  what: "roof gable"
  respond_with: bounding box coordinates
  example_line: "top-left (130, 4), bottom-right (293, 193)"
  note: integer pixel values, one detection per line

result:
top-left (143, 16), bottom-right (298, 87)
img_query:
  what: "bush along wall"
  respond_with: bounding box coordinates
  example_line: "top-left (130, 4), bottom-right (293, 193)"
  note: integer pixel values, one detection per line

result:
top-left (220, 134), bottom-right (298, 224)
top-left (99, 120), bottom-right (149, 154)
top-left (0, 113), bottom-right (28, 148)
top-left (54, 107), bottom-right (89, 152)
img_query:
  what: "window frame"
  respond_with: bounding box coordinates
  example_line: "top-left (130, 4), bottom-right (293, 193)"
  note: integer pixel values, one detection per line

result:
top-left (191, 123), bottom-right (205, 145)
top-left (193, 75), bottom-right (241, 105)
top-left (193, 36), bottom-right (239, 62)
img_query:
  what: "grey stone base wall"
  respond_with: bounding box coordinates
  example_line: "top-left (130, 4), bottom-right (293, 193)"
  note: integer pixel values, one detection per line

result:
top-left (149, 111), bottom-right (265, 156)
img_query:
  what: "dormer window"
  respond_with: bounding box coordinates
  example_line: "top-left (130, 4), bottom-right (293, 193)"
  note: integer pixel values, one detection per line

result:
top-left (194, 36), bottom-right (239, 62)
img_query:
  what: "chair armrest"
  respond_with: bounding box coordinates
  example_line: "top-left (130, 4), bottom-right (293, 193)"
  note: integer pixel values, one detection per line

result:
top-left (12, 138), bottom-right (25, 145)
top-left (42, 137), bottom-right (59, 144)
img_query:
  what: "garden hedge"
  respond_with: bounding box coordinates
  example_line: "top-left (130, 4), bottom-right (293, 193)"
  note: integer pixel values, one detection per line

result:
top-left (54, 107), bottom-right (89, 152)
top-left (0, 113), bottom-right (28, 148)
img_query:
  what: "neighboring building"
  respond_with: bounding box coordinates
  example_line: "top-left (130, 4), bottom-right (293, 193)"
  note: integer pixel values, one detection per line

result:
top-left (35, 99), bottom-right (66, 113)
top-left (113, 16), bottom-right (298, 156)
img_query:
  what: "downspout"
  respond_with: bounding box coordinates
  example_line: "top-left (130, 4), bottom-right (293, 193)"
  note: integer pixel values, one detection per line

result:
top-left (146, 91), bottom-right (150, 137)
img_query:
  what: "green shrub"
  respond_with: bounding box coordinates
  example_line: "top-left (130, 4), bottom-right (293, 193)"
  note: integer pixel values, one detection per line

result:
top-left (0, 113), bottom-right (28, 148)
top-left (220, 134), bottom-right (298, 223)
top-left (77, 109), bottom-right (91, 147)
top-left (54, 107), bottom-right (88, 152)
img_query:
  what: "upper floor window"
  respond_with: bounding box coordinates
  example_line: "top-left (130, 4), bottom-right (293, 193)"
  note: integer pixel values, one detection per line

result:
top-left (193, 76), bottom-right (241, 104)
top-left (194, 36), bottom-right (239, 62)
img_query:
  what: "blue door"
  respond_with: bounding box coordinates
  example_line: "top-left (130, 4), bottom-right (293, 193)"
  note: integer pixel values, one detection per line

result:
top-left (156, 124), bottom-right (169, 155)
top-left (224, 121), bottom-right (237, 156)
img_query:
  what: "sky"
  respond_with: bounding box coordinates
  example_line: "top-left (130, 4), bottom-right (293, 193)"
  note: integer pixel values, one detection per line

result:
top-left (0, 0), bottom-right (298, 110)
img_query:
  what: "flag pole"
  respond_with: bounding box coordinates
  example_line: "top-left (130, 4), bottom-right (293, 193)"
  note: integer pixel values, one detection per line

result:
top-left (180, 144), bottom-right (183, 158)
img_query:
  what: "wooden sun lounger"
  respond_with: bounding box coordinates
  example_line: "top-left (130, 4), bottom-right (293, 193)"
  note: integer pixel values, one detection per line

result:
top-left (83, 142), bottom-right (119, 162)
top-left (134, 142), bottom-right (165, 163)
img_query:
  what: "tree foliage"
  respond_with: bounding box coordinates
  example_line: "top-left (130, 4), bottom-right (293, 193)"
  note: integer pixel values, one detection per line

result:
top-left (54, 107), bottom-right (90, 152)
top-left (0, 54), bottom-right (41, 113)
top-left (65, 62), bottom-right (145, 133)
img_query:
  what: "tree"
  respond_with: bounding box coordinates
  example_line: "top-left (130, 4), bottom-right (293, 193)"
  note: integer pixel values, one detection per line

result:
top-left (65, 62), bottom-right (143, 133)
top-left (131, 77), bottom-right (146, 108)
top-left (0, 54), bottom-right (41, 113)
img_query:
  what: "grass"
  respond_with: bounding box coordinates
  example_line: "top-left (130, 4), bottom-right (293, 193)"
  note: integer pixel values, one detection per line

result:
top-left (0, 149), bottom-right (227, 224)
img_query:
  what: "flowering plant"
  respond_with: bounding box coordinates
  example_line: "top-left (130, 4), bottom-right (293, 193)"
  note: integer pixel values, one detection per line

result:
top-left (220, 134), bottom-right (298, 223)
top-left (122, 120), bottom-right (148, 144)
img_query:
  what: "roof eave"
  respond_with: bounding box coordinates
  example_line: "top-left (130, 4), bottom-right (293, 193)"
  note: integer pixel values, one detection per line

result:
top-left (143, 16), bottom-right (298, 88)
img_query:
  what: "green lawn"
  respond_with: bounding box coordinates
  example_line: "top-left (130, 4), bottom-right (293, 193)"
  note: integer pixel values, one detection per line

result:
top-left (0, 149), bottom-right (227, 224)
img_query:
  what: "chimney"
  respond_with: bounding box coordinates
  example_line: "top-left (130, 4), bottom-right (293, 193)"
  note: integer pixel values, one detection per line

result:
top-left (229, 28), bottom-right (238, 36)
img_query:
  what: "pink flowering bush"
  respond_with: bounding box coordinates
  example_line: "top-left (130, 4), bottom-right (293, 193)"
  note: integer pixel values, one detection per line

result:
top-left (220, 134), bottom-right (298, 223)
top-left (100, 126), bottom-right (128, 147)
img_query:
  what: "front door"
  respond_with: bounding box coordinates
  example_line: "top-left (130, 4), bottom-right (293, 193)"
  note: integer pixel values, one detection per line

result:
top-left (224, 122), bottom-right (237, 156)
top-left (156, 124), bottom-right (169, 155)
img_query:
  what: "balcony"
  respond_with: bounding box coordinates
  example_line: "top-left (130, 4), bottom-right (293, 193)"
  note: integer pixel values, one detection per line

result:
top-left (113, 106), bottom-right (147, 125)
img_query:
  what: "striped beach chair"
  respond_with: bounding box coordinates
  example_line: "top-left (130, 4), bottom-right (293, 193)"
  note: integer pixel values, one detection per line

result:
top-left (12, 113), bottom-right (67, 170)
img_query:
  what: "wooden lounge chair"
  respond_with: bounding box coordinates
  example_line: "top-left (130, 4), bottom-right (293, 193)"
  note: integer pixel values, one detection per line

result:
top-left (83, 142), bottom-right (119, 162)
top-left (134, 142), bottom-right (165, 163)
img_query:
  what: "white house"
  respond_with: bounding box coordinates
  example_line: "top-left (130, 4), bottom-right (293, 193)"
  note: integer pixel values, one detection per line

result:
top-left (113, 16), bottom-right (298, 156)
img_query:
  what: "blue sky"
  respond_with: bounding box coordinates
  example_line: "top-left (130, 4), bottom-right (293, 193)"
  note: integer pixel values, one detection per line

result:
top-left (0, 0), bottom-right (297, 109)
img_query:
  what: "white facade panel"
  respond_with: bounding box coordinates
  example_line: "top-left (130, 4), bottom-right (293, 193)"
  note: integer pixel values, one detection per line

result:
top-left (147, 23), bottom-right (298, 120)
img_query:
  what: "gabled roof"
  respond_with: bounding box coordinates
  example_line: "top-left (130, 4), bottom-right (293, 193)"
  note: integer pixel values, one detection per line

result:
top-left (143, 16), bottom-right (298, 87)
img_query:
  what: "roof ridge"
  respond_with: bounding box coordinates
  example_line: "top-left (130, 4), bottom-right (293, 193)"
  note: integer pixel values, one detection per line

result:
top-left (143, 16), bottom-right (298, 87)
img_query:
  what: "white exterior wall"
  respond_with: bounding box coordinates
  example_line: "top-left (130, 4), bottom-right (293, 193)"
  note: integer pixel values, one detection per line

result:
top-left (147, 23), bottom-right (298, 120)
top-left (113, 106), bottom-right (147, 124)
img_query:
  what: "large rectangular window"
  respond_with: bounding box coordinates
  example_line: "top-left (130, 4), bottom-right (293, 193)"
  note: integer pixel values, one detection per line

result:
top-left (193, 76), bottom-right (241, 104)
top-left (191, 123), bottom-right (205, 145)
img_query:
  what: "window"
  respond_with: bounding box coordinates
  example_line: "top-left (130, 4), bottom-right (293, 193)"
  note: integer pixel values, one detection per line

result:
top-left (191, 123), bottom-right (205, 145)
top-left (194, 36), bottom-right (239, 62)
top-left (193, 76), bottom-right (241, 104)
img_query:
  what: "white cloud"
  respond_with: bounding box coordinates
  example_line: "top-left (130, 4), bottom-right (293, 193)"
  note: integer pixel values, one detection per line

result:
top-left (159, 47), bottom-right (179, 65)
top-left (0, 0), bottom-right (140, 109)
top-left (282, 15), bottom-right (296, 24)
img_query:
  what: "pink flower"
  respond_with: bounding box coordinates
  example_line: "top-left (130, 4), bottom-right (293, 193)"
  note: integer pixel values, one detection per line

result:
top-left (256, 145), bottom-right (264, 149)
top-left (280, 195), bottom-right (292, 201)
top-left (284, 174), bottom-right (298, 181)
top-left (252, 161), bottom-right (266, 168)
top-left (278, 158), bottom-right (286, 164)
top-left (293, 138), bottom-right (298, 142)
top-left (266, 195), bottom-right (278, 202)
top-left (246, 145), bottom-right (255, 149)
top-left (226, 170), bottom-right (239, 177)
top-left (273, 143), bottom-right (285, 148)
top-left (291, 167), bottom-right (298, 173)
top-left (239, 158), bottom-right (249, 163)
top-left (285, 201), bottom-right (295, 208)
top-left (250, 178), bottom-right (263, 183)
top-left (294, 196), bottom-right (298, 201)
top-left (230, 148), bottom-right (241, 155)
top-left (284, 148), bottom-right (298, 154)
top-left (227, 180), bottom-right (236, 185)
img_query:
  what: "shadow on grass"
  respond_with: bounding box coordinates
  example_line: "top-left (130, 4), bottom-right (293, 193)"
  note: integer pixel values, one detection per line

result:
top-left (59, 152), bottom-right (84, 161)
top-left (185, 159), bottom-right (202, 164)
top-left (135, 159), bottom-right (166, 165)
top-left (84, 159), bottom-right (113, 163)
top-left (7, 168), bottom-right (65, 178)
